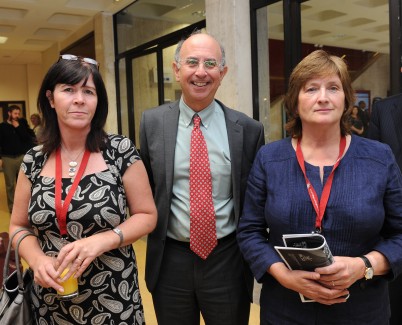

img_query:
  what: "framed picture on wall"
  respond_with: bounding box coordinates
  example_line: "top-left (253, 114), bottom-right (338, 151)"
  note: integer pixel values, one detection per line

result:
top-left (0, 101), bottom-right (26, 122)
top-left (355, 90), bottom-right (371, 114)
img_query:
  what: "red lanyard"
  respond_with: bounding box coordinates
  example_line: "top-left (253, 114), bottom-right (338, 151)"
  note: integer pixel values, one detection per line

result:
top-left (295, 136), bottom-right (346, 232)
top-left (55, 147), bottom-right (90, 237)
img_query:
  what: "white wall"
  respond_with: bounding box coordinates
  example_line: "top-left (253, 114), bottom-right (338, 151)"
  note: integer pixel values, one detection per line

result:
top-left (0, 65), bottom-right (27, 102)
top-left (26, 65), bottom-right (43, 114)
top-left (352, 53), bottom-right (389, 102)
top-left (0, 64), bottom-right (41, 120)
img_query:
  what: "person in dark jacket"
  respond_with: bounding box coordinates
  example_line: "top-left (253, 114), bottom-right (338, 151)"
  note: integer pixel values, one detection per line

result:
top-left (367, 93), bottom-right (402, 325)
top-left (0, 105), bottom-right (35, 212)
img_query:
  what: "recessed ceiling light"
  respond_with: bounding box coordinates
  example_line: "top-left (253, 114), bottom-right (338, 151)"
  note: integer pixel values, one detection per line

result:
top-left (179, 4), bottom-right (193, 10)
top-left (0, 36), bottom-right (8, 44)
top-left (192, 10), bottom-right (205, 17)
top-left (332, 34), bottom-right (347, 39)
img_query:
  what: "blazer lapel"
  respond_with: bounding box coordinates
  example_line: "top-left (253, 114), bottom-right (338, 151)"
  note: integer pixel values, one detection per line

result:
top-left (163, 102), bottom-right (180, 197)
top-left (223, 106), bottom-right (243, 221)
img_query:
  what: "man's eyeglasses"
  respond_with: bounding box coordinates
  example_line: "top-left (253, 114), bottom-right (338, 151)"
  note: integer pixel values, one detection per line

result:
top-left (58, 54), bottom-right (100, 70)
top-left (179, 58), bottom-right (222, 70)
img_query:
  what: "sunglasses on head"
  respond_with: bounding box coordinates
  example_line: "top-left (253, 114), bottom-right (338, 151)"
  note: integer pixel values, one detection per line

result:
top-left (58, 54), bottom-right (100, 69)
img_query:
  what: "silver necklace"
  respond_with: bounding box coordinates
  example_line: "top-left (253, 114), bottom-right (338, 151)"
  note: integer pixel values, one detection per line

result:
top-left (61, 146), bottom-right (85, 178)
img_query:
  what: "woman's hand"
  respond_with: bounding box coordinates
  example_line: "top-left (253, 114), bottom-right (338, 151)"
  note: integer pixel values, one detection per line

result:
top-left (269, 262), bottom-right (350, 305)
top-left (55, 234), bottom-right (114, 281)
top-left (315, 256), bottom-right (364, 290)
top-left (31, 254), bottom-right (64, 292)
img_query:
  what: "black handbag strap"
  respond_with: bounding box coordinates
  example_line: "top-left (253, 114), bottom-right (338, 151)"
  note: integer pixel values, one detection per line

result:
top-left (2, 228), bottom-right (35, 288)
top-left (14, 232), bottom-right (36, 291)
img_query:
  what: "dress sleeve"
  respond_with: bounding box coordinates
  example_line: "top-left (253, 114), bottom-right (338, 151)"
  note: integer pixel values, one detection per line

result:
top-left (105, 134), bottom-right (141, 177)
top-left (20, 146), bottom-right (45, 183)
top-left (237, 147), bottom-right (283, 282)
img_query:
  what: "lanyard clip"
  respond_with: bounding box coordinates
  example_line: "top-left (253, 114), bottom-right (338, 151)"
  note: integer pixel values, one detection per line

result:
top-left (313, 227), bottom-right (322, 234)
top-left (61, 235), bottom-right (69, 245)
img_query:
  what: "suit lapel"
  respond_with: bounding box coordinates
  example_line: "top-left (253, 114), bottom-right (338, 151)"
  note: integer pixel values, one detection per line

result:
top-left (163, 103), bottom-right (180, 197)
top-left (223, 106), bottom-right (243, 221)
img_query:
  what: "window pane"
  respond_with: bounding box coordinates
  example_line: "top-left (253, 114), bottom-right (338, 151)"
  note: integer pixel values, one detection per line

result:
top-left (256, 1), bottom-right (286, 142)
top-left (116, 1), bottom-right (205, 54)
top-left (301, 0), bottom-right (390, 112)
top-left (132, 54), bottom-right (159, 147)
top-left (163, 45), bottom-right (181, 103)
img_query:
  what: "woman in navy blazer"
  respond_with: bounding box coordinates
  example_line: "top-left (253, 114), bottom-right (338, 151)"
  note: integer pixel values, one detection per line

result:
top-left (237, 50), bottom-right (402, 324)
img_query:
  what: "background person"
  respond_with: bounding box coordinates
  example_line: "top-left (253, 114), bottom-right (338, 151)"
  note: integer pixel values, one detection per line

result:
top-left (0, 105), bottom-right (35, 213)
top-left (140, 31), bottom-right (264, 325)
top-left (367, 93), bottom-right (402, 325)
top-left (357, 100), bottom-right (370, 136)
top-left (237, 50), bottom-right (402, 324)
top-left (350, 105), bottom-right (364, 135)
top-left (30, 113), bottom-right (43, 141)
top-left (9, 55), bottom-right (157, 324)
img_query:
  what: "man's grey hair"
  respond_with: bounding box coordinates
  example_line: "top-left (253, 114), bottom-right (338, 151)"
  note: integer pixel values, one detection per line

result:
top-left (174, 30), bottom-right (226, 71)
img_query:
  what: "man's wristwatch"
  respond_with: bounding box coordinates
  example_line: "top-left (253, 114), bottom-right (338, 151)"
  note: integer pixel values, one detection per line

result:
top-left (359, 255), bottom-right (374, 280)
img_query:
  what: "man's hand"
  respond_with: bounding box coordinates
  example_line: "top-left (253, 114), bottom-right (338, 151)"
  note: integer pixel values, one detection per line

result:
top-left (10, 119), bottom-right (19, 127)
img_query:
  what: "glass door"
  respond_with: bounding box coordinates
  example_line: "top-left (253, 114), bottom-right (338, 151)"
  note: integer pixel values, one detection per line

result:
top-left (254, 1), bottom-right (285, 142)
top-left (131, 53), bottom-right (159, 147)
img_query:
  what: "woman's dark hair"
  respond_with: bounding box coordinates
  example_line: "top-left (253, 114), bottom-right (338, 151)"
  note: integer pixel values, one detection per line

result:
top-left (37, 58), bottom-right (108, 154)
top-left (284, 50), bottom-right (355, 138)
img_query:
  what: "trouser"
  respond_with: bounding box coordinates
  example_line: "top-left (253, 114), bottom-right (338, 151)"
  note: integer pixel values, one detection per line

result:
top-left (152, 232), bottom-right (250, 325)
top-left (2, 155), bottom-right (24, 213)
top-left (389, 275), bottom-right (402, 325)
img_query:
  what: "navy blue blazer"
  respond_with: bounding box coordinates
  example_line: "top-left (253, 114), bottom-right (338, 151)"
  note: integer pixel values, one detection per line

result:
top-left (238, 136), bottom-right (402, 324)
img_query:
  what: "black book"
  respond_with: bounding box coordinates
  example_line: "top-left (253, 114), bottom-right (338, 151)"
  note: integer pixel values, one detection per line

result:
top-left (274, 233), bottom-right (334, 302)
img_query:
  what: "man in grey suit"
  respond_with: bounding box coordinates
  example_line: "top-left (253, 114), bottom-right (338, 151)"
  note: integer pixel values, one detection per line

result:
top-left (140, 31), bottom-right (264, 325)
top-left (367, 93), bottom-right (402, 325)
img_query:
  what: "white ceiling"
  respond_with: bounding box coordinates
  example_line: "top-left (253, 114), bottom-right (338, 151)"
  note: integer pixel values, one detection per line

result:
top-left (0, 0), bottom-right (137, 65)
top-left (0, 0), bottom-right (390, 66)
top-left (303, 0), bottom-right (389, 53)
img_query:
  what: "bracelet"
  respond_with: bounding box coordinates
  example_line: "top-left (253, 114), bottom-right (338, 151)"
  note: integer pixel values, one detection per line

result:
top-left (112, 227), bottom-right (124, 247)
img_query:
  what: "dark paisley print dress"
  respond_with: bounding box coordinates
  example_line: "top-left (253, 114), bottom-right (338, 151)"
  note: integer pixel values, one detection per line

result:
top-left (21, 134), bottom-right (145, 325)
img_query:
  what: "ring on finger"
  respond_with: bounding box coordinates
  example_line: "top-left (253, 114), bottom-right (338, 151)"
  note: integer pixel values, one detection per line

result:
top-left (76, 257), bottom-right (83, 263)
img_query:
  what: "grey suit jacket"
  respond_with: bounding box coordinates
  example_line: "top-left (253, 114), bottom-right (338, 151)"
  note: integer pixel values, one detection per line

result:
top-left (140, 99), bottom-right (265, 294)
top-left (367, 93), bottom-right (402, 171)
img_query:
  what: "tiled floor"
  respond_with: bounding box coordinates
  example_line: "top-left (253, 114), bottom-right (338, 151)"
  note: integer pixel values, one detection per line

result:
top-left (0, 170), bottom-right (260, 324)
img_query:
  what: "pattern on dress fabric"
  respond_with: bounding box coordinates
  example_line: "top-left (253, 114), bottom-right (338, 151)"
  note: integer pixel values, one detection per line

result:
top-left (189, 115), bottom-right (217, 259)
top-left (22, 134), bottom-right (145, 325)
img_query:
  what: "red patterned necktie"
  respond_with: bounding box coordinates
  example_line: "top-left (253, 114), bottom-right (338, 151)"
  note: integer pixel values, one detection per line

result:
top-left (189, 115), bottom-right (217, 259)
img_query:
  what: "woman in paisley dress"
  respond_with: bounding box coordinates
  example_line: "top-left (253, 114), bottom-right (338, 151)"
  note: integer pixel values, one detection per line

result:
top-left (9, 55), bottom-right (157, 324)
